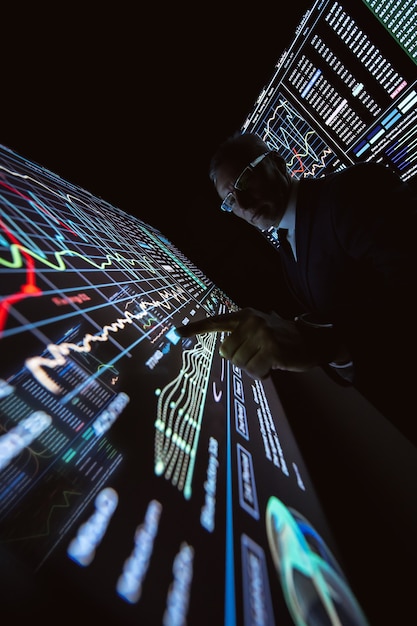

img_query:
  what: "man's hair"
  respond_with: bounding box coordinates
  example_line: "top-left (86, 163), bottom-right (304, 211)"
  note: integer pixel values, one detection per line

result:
top-left (209, 132), bottom-right (270, 183)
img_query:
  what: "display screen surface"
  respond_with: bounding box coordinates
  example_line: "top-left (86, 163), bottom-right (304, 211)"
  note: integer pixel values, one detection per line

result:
top-left (243, 0), bottom-right (417, 186)
top-left (0, 143), bottom-right (369, 624)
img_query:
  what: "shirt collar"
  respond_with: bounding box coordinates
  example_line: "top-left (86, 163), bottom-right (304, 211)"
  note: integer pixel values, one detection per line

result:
top-left (278, 178), bottom-right (299, 233)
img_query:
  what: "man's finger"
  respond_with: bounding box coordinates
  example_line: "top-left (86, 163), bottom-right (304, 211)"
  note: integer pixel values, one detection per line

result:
top-left (175, 313), bottom-right (240, 337)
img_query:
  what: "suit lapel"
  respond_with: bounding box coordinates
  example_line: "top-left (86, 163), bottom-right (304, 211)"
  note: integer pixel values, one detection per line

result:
top-left (282, 178), bottom-right (325, 311)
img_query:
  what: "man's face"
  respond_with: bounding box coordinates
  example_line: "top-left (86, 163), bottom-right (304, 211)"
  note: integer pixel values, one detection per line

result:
top-left (214, 155), bottom-right (291, 231)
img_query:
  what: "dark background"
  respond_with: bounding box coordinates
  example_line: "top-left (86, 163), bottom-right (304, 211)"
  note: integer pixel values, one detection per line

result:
top-left (3, 5), bottom-right (417, 624)
top-left (1, 2), bottom-right (313, 315)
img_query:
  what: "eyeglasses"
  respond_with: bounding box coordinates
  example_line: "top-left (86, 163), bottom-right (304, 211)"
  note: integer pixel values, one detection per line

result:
top-left (220, 151), bottom-right (272, 213)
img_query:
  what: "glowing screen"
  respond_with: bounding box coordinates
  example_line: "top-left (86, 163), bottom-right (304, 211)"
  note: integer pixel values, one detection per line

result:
top-left (242, 0), bottom-right (417, 185)
top-left (0, 143), bottom-right (369, 624)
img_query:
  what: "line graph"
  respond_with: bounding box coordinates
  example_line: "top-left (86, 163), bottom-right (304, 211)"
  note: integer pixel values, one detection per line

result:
top-left (25, 285), bottom-right (188, 394)
top-left (243, 92), bottom-right (340, 177)
top-left (0, 143), bottom-right (228, 567)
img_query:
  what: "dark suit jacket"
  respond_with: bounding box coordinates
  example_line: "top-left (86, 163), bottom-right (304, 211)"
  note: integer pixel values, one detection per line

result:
top-left (278, 163), bottom-right (417, 445)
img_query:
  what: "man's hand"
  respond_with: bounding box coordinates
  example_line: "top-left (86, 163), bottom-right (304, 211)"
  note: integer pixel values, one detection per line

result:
top-left (176, 307), bottom-right (324, 379)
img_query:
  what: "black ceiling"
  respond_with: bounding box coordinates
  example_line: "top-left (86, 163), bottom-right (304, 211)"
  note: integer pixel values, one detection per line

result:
top-left (1, 2), bottom-right (313, 310)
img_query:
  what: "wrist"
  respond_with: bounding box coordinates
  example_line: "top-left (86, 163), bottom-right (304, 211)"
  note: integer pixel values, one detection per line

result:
top-left (294, 313), bottom-right (340, 364)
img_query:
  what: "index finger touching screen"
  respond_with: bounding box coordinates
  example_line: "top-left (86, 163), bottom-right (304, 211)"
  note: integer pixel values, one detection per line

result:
top-left (175, 312), bottom-right (239, 337)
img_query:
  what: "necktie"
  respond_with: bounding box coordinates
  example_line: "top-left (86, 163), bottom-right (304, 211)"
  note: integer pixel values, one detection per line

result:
top-left (261, 227), bottom-right (295, 259)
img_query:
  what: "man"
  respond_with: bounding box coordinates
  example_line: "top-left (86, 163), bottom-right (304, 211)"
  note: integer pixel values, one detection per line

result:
top-left (176, 132), bottom-right (417, 446)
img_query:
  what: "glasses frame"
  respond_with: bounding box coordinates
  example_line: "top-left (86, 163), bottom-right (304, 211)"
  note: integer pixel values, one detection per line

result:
top-left (220, 151), bottom-right (272, 213)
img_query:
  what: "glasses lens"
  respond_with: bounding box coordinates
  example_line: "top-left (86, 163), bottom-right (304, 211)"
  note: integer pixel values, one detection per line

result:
top-left (221, 192), bottom-right (235, 213)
